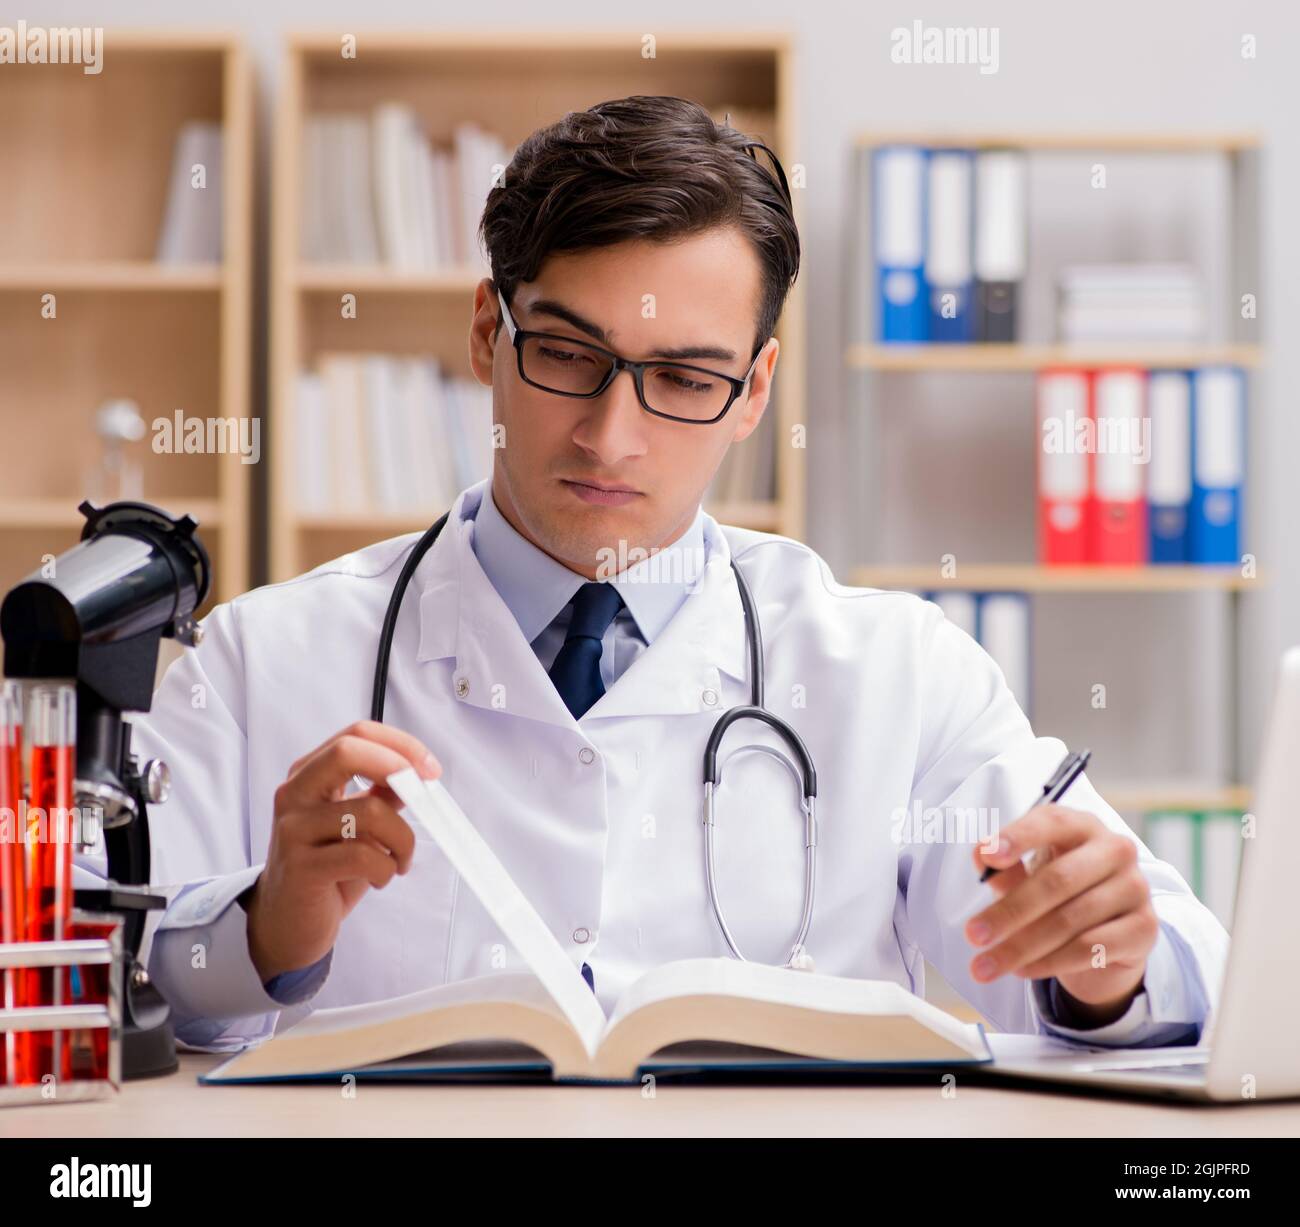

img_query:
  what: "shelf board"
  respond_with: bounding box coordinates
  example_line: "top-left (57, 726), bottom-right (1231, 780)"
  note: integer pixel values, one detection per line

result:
top-left (852, 564), bottom-right (1256, 593)
top-left (0, 263), bottom-right (223, 292)
top-left (296, 265), bottom-right (485, 294)
top-left (855, 132), bottom-right (1261, 153)
top-left (1102, 784), bottom-right (1251, 813)
top-left (846, 343), bottom-right (1262, 373)
top-left (0, 498), bottom-right (222, 530)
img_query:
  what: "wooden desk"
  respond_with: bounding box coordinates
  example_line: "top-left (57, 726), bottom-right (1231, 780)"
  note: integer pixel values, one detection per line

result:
top-left (4, 1054), bottom-right (1299, 1136)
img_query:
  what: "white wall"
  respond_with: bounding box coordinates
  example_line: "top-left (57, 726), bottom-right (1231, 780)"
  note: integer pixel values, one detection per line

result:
top-left (28, 0), bottom-right (1300, 775)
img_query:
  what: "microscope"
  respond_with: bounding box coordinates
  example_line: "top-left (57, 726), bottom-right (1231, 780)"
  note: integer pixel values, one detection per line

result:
top-left (1, 501), bottom-right (211, 1079)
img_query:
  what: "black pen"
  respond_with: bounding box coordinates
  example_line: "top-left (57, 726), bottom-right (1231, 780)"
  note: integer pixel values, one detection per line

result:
top-left (979, 748), bottom-right (1092, 883)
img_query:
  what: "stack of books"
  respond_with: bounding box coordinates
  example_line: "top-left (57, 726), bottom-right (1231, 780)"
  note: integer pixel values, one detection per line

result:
top-left (294, 355), bottom-right (494, 516)
top-left (1056, 264), bottom-right (1206, 343)
top-left (301, 106), bottom-right (511, 269)
top-left (1036, 366), bottom-right (1244, 565)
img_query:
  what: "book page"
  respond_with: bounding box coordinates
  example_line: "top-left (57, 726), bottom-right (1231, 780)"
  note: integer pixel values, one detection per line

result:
top-left (606, 958), bottom-right (988, 1058)
top-left (389, 769), bottom-right (608, 1057)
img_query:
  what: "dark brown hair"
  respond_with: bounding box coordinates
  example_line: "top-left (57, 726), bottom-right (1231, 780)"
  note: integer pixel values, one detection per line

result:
top-left (480, 95), bottom-right (800, 360)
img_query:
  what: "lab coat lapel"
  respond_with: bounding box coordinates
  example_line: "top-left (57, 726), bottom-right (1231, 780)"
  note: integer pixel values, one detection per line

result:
top-left (415, 503), bottom-right (577, 727)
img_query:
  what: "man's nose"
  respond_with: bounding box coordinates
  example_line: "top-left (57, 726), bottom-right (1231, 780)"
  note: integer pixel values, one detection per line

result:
top-left (572, 367), bottom-right (648, 464)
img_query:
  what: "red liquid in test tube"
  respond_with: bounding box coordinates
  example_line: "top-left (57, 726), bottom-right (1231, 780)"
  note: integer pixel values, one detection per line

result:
top-left (1, 680), bottom-right (28, 1085)
top-left (26, 682), bottom-right (75, 1085)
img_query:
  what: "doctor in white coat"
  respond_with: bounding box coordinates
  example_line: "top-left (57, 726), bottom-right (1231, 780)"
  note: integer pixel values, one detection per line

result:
top-left (90, 96), bottom-right (1227, 1053)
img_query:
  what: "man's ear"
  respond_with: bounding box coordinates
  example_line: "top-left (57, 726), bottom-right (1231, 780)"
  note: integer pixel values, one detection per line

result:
top-left (467, 278), bottom-right (499, 386)
top-left (729, 336), bottom-right (780, 444)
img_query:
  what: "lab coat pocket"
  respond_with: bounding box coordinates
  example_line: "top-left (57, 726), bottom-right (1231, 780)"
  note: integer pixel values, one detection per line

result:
top-left (395, 826), bottom-right (461, 993)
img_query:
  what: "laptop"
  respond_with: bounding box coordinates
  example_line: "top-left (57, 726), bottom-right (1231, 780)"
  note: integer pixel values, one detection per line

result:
top-left (984, 646), bottom-right (1300, 1102)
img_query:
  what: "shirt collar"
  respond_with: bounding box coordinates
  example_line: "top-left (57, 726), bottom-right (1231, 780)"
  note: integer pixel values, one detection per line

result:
top-left (468, 479), bottom-right (707, 646)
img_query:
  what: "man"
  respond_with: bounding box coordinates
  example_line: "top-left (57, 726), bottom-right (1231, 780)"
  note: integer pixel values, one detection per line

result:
top-left (104, 96), bottom-right (1225, 1051)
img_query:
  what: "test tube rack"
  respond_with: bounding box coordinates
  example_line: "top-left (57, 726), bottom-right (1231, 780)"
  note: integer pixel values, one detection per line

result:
top-left (0, 911), bottom-right (123, 1107)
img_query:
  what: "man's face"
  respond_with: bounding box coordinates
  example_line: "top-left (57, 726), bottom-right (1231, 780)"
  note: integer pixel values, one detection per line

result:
top-left (468, 226), bottom-right (778, 578)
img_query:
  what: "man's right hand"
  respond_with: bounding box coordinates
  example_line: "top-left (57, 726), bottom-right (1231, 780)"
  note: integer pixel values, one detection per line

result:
top-left (242, 721), bottom-right (441, 982)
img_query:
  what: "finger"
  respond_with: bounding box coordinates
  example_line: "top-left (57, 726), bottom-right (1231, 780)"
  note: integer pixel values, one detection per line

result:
top-left (310, 840), bottom-right (402, 892)
top-left (969, 864), bottom-right (1148, 982)
top-left (975, 804), bottom-right (1096, 876)
top-left (285, 727), bottom-right (439, 805)
top-left (967, 833), bottom-right (1129, 951)
top-left (1017, 899), bottom-right (1158, 982)
top-left (285, 795), bottom-right (417, 873)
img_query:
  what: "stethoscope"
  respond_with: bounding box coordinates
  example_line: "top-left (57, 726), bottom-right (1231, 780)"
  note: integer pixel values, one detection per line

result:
top-left (370, 511), bottom-right (820, 972)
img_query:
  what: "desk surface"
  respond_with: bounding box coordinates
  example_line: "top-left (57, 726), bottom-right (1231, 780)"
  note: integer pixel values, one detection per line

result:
top-left (4, 1054), bottom-right (1299, 1137)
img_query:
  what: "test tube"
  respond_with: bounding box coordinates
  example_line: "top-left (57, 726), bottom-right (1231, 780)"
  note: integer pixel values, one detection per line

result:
top-left (26, 681), bottom-right (75, 1084)
top-left (1, 679), bottom-right (26, 1084)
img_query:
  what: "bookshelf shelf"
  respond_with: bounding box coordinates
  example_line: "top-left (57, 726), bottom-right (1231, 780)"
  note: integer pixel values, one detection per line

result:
top-left (0, 33), bottom-right (253, 606)
top-left (846, 343), bottom-right (1263, 373)
top-left (853, 564), bottom-right (1257, 593)
top-left (0, 262), bottom-right (224, 292)
top-left (295, 265), bottom-right (483, 293)
top-left (854, 132), bottom-right (1261, 154)
top-left (0, 497), bottom-right (223, 530)
top-left (1101, 785), bottom-right (1251, 814)
top-left (272, 30), bottom-right (804, 581)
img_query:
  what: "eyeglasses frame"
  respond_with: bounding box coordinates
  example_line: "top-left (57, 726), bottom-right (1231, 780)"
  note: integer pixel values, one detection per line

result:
top-left (495, 288), bottom-right (764, 425)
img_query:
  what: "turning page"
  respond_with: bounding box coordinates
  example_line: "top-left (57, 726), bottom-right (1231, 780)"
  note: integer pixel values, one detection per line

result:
top-left (387, 768), bottom-right (609, 1056)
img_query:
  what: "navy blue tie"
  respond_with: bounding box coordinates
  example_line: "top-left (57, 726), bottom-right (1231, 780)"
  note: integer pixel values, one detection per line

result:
top-left (548, 582), bottom-right (624, 719)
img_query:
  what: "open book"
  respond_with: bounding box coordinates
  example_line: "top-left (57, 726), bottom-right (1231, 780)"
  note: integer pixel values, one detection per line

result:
top-left (202, 771), bottom-right (991, 1085)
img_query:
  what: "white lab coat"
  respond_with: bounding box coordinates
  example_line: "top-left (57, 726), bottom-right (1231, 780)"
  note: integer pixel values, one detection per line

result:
top-left (86, 481), bottom-right (1228, 1051)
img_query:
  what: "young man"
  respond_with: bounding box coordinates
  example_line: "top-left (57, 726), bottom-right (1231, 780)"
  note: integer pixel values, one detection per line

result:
top-left (107, 96), bottom-right (1225, 1051)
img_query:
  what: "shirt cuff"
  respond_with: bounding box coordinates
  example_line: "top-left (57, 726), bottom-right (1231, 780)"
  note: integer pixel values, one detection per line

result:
top-left (149, 864), bottom-right (333, 1022)
top-left (1030, 922), bottom-right (1205, 1048)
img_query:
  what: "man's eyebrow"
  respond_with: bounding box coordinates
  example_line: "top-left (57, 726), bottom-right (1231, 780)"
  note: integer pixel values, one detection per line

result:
top-left (525, 298), bottom-right (738, 364)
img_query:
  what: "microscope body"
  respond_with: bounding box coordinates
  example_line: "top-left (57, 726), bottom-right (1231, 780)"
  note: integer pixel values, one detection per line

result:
top-left (1, 501), bottom-right (211, 1079)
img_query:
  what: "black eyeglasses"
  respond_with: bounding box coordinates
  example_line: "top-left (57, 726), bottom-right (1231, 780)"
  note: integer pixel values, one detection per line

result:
top-left (496, 290), bottom-right (763, 425)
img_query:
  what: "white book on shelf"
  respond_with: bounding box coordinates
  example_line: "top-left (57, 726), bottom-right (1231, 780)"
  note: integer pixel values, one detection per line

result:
top-left (293, 372), bottom-right (331, 515)
top-left (977, 594), bottom-right (1031, 717)
top-left (414, 358), bottom-right (461, 507)
top-left (362, 355), bottom-right (406, 513)
top-left (372, 105), bottom-right (415, 267)
top-left (454, 122), bottom-right (504, 271)
top-left (389, 358), bottom-right (434, 511)
top-left (429, 147), bottom-right (458, 267)
top-left (156, 121), bottom-right (224, 264)
top-left (300, 117), bottom-right (329, 262)
top-left (338, 115), bottom-right (381, 264)
top-left (317, 117), bottom-right (352, 265)
top-left (407, 127), bottom-right (439, 271)
top-left (932, 591), bottom-right (978, 640)
top-left (1200, 811), bottom-right (1241, 929)
top-left (318, 354), bottom-right (371, 513)
top-left (455, 377), bottom-right (496, 486)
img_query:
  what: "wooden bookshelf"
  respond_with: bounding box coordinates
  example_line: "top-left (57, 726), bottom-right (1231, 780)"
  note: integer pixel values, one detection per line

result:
top-left (271, 29), bottom-right (804, 581)
top-left (0, 32), bottom-right (253, 605)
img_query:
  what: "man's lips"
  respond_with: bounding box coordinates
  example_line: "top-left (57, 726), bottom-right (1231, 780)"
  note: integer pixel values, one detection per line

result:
top-left (560, 478), bottom-right (643, 507)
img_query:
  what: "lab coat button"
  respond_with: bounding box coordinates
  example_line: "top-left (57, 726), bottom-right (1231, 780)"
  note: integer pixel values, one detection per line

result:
top-left (701, 688), bottom-right (718, 707)
top-left (577, 747), bottom-right (595, 765)
top-left (454, 676), bottom-right (470, 698)
top-left (573, 927), bottom-right (591, 943)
